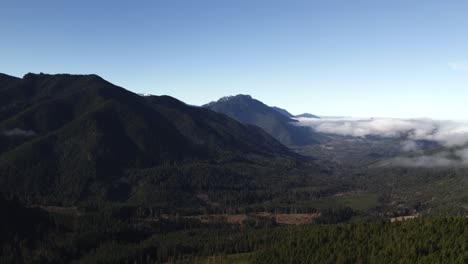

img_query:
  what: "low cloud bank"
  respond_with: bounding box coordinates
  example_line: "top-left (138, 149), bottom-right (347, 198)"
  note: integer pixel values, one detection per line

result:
top-left (391, 147), bottom-right (468, 168)
top-left (296, 117), bottom-right (468, 167)
top-left (296, 117), bottom-right (468, 147)
top-left (3, 128), bottom-right (36, 137)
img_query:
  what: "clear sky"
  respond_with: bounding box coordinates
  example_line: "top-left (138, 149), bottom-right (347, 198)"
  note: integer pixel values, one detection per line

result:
top-left (1, 0), bottom-right (468, 119)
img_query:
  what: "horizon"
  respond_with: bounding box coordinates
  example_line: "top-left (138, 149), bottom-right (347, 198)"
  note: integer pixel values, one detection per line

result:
top-left (4, 70), bottom-right (468, 121)
top-left (2, 1), bottom-right (468, 119)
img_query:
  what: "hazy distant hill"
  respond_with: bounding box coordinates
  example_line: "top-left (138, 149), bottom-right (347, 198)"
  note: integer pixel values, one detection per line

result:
top-left (0, 73), bottom-right (297, 205)
top-left (296, 113), bottom-right (320, 119)
top-left (272, 105), bottom-right (320, 120)
top-left (203, 94), bottom-right (320, 146)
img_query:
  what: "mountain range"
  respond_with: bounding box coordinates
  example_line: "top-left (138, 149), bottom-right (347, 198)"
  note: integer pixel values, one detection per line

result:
top-left (3, 72), bottom-right (460, 215)
top-left (0, 73), bottom-right (304, 207)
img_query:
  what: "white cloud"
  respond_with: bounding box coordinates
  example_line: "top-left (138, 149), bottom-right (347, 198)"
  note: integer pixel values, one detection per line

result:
top-left (296, 117), bottom-right (468, 167)
top-left (296, 117), bottom-right (468, 147)
top-left (401, 140), bottom-right (419, 152)
top-left (391, 147), bottom-right (468, 168)
top-left (449, 62), bottom-right (468, 72)
top-left (3, 128), bottom-right (36, 137)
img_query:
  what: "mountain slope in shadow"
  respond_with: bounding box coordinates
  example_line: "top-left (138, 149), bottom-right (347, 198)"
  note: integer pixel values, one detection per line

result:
top-left (204, 94), bottom-right (320, 146)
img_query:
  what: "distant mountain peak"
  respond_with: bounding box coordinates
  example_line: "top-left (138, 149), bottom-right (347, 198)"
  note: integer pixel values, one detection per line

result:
top-left (218, 94), bottom-right (252, 102)
top-left (296, 113), bottom-right (320, 119)
top-left (204, 94), bottom-right (320, 146)
top-left (138, 93), bottom-right (154, 97)
top-left (204, 94), bottom-right (255, 107)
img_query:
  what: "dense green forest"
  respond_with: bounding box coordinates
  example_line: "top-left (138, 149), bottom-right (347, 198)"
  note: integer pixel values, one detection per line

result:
top-left (253, 217), bottom-right (467, 264)
top-left (1, 197), bottom-right (466, 264)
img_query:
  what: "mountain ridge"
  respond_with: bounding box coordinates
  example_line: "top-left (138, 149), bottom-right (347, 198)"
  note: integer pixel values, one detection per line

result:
top-left (203, 94), bottom-right (320, 146)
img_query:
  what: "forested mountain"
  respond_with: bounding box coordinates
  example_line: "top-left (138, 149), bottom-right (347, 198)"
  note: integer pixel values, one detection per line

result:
top-left (203, 94), bottom-right (320, 146)
top-left (0, 73), bottom-right (301, 207)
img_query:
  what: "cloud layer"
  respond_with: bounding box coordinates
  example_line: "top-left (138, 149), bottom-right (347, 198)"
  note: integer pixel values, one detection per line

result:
top-left (391, 147), bottom-right (468, 168)
top-left (449, 62), bottom-right (468, 72)
top-left (296, 117), bottom-right (468, 167)
top-left (296, 117), bottom-right (468, 147)
top-left (3, 128), bottom-right (36, 137)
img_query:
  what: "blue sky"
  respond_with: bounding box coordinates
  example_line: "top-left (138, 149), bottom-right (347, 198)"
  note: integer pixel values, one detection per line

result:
top-left (1, 0), bottom-right (468, 119)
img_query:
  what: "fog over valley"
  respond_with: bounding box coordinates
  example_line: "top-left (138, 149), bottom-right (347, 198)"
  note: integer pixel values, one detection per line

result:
top-left (296, 116), bottom-right (468, 167)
